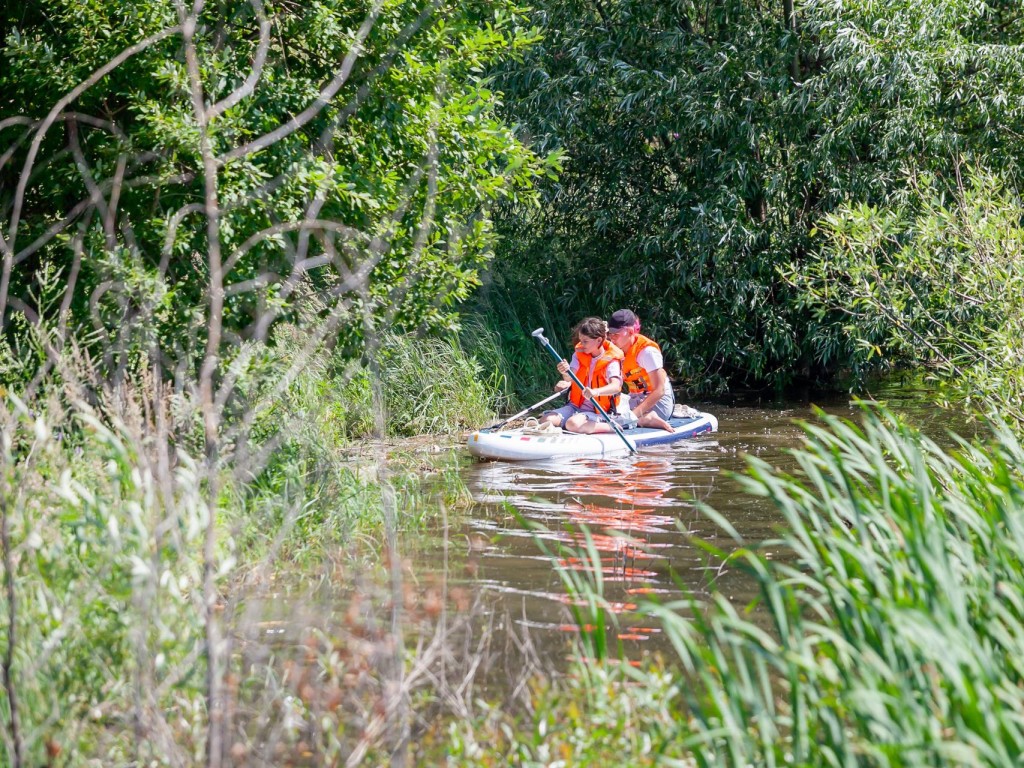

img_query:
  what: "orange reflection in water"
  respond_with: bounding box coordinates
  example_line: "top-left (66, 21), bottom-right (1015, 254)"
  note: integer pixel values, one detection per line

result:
top-left (534, 454), bottom-right (689, 667)
top-left (555, 456), bottom-right (679, 594)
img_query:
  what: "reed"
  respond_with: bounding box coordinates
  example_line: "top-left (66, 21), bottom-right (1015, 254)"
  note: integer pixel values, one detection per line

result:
top-left (441, 661), bottom-right (693, 766)
top-left (529, 521), bottom-right (619, 662)
top-left (463, 284), bottom-right (574, 404)
top-left (0, 328), bottom-right (485, 765)
top-left (336, 330), bottom-right (503, 437)
top-left (646, 404), bottom-right (1024, 766)
top-left (463, 404), bottom-right (1024, 765)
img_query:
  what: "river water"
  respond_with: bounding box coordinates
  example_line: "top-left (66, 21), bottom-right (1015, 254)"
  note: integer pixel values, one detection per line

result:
top-left (233, 383), bottom-right (972, 756)
top-left (230, 384), bottom-right (974, 758)
top-left (445, 385), bottom-right (970, 672)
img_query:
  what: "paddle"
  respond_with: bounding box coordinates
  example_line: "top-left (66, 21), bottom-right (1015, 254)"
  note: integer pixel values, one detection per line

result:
top-left (481, 389), bottom-right (566, 432)
top-left (531, 328), bottom-right (637, 455)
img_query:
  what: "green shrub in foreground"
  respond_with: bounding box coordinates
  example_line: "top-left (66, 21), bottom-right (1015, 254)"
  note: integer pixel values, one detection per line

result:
top-left (0, 336), bottom-right (481, 764)
top-left (649, 406), bottom-right (1024, 767)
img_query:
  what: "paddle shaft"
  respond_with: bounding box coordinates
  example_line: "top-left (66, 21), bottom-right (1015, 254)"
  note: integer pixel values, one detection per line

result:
top-left (531, 328), bottom-right (636, 455)
top-left (482, 389), bottom-right (566, 432)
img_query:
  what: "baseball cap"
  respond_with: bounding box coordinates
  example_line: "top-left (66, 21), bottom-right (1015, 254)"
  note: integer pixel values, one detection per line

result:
top-left (607, 309), bottom-right (639, 332)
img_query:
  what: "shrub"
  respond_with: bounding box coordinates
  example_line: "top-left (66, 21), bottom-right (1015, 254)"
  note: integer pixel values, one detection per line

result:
top-left (649, 405), bottom-right (1024, 766)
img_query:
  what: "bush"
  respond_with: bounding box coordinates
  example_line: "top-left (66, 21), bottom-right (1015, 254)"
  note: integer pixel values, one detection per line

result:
top-left (648, 405), bottom-right (1024, 766)
top-left (788, 169), bottom-right (1024, 424)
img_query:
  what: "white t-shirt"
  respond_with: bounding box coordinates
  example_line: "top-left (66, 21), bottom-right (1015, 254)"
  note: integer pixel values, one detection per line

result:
top-left (636, 346), bottom-right (664, 374)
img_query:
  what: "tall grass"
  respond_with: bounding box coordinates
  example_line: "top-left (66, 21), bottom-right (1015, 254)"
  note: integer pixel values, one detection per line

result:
top-left (0, 323), bottom-right (495, 765)
top-left (646, 405), bottom-right (1024, 766)
top-left (446, 405), bottom-right (1024, 766)
top-left (442, 662), bottom-right (693, 766)
top-left (336, 330), bottom-right (506, 437)
top-left (375, 331), bottom-right (502, 436)
top-left (463, 283), bottom-right (574, 403)
top-left (530, 521), bottom-right (619, 662)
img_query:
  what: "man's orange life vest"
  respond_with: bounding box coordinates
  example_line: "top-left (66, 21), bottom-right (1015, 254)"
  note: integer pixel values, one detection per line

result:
top-left (569, 340), bottom-right (624, 412)
top-left (622, 334), bottom-right (662, 395)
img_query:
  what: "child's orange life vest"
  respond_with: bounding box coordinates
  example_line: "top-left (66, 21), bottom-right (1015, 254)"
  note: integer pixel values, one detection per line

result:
top-left (569, 340), bottom-right (624, 412)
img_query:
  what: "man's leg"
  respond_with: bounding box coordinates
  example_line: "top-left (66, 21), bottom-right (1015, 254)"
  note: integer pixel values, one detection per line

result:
top-left (636, 412), bottom-right (674, 432)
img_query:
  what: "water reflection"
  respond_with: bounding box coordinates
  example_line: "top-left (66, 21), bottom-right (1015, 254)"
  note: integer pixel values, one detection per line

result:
top-left (452, 389), bottom-right (974, 666)
top-left (462, 439), bottom-right (724, 656)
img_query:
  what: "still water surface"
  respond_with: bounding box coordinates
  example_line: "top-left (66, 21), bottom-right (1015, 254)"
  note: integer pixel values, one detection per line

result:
top-left (450, 386), bottom-right (969, 668)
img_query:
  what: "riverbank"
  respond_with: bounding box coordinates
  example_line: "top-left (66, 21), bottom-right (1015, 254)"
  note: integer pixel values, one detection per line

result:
top-left (4, 323), bottom-right (1021, 766)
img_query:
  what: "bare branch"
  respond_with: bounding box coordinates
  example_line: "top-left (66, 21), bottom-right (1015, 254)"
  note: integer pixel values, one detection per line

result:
top-left (0, 488), bottom-right (24, 768)
top-left (216, 0), bottom-right (387, 165)
top-left (1, 22), bottom-right (183, 320)
top-left (206, 0), bottom-right (272, 122)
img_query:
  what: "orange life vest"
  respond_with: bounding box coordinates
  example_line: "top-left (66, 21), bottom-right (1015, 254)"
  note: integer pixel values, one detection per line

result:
top-left (622, 334), bottom-right (663, 395)
top-left (569, 340), bottom-right (624, 412)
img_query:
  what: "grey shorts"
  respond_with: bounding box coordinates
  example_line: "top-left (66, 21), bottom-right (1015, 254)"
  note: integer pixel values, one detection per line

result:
top-left (629, 389), bottom-right (675, 421)
top-left (544, 403), bottom-right (597, 426)
top-left (543, 403), bottom-right (637, 429)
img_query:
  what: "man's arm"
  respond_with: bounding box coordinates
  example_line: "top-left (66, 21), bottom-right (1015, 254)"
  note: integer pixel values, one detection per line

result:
top-left (632, 367), bottom-right (667, 418)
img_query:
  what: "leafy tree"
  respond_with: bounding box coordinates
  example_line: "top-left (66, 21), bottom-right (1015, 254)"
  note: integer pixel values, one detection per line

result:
top-left (787, 169), bottom-right (1024, 424)
top-left (0, 0), bottom-right (549, 380)
top-left (790, 0), bottom-right (1024, 391)
top-left (487, 0), bottom-right (1024, 393)
top-left (1, 4), bottom-right (552, 765)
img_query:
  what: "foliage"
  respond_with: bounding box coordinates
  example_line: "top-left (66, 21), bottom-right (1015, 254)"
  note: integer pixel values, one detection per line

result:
top-left (484, 0), bottom-right (1024, 393)
top-left (0, 0), bottom-right (550, 381)
top-left (486, 0), bottom-right (806, 393)
top-left (430, 400), bottom-right (1024, 767)
top-left (786, 168), bottom-right (1024, 425)
top-left (461, 284), bottom-right (572, 403)
top-left (0, 369), bottom-right (475, 765)
top-left (805, 0), bottom-right (1024, 182)
top-left (441, 664), bottom-right (692, 766)
top-left (0, 392), bottom-right (209, 765)
top-left (647, 405), bottom-right (1024, 766)
top-left (372, 330), bottom-right (504, 436)
top-left (0, 6), bottom-right (547, 754)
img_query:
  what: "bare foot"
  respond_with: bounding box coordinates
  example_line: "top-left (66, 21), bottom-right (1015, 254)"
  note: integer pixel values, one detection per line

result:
top-left (638, 413), bottom-right (675, 433)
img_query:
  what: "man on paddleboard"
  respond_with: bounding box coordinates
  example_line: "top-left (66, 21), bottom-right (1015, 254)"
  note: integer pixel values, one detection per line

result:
top-left (606, 309), bottom-right (675, 433)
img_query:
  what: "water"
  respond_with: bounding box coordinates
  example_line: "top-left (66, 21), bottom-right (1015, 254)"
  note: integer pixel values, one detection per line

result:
top-left (228, 384), bottom-right (974, 754)
top-left (449, 387), bottom-right (972, 669)
top-left (227, 385), bottom-right (977, 756)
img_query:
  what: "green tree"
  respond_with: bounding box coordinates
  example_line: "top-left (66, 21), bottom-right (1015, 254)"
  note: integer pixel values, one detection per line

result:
top-left (487, 0), bottom-right (1024, 393)
top-left (0, 4), bottom-right (551, 765)
top-left (787, 169), bottom-right (1024, 424)
top-left (0, 0), bottom-right (549, 379)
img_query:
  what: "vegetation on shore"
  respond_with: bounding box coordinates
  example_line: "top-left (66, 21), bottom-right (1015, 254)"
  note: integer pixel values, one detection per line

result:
top-left (0, 325), bottom-right (494, 765)
top-left (483, 0), bottom-right (1024, 397)
top-left (4, 0), bottom-right (1024, 765)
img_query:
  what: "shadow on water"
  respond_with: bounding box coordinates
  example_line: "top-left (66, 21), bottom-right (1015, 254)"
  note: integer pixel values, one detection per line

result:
top-left (445, 381), bottom-right (976, 678)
